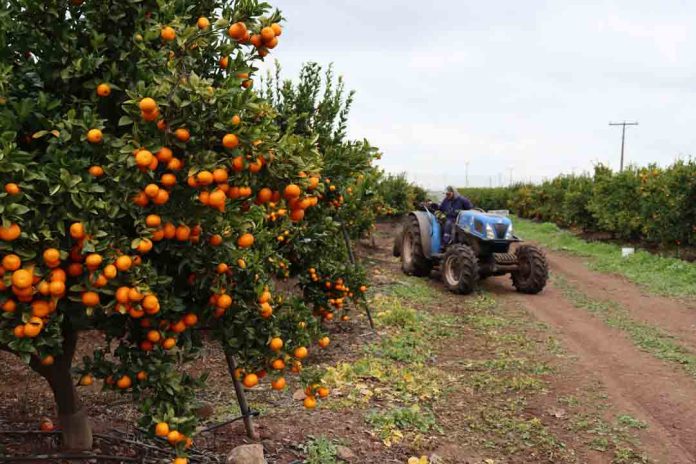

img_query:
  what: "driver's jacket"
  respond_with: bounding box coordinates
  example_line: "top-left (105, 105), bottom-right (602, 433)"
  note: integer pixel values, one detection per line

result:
top-left (439, 194), bottom-right (473, 219)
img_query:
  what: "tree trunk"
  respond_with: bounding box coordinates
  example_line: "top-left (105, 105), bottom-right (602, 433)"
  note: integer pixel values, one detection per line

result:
top-left (30, 324), bottom-right (93, 451)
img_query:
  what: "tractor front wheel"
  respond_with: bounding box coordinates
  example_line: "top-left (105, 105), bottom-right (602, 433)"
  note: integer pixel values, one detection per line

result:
top-left (401, 216), bottom-right (431, 276)
top-left (511, 245), bottom-right (549, 294)
top-left (442, 245), bottom-right (479, 294)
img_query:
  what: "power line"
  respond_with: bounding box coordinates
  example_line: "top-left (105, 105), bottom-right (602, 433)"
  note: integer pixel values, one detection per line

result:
top-left (609, 121), bottom-right (638, 171)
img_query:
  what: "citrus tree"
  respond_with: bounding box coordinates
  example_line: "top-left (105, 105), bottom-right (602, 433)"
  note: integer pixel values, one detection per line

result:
top-left (0, 1), bottom-right (377, 461)
top-left (261, 62), bottom-right (380, 323)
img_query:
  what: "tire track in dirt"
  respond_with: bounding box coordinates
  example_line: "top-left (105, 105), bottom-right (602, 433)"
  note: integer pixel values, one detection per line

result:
top-left (544, 250), bottom-right (696, 353)
top-left (484, 276), bottom-right (696, 464)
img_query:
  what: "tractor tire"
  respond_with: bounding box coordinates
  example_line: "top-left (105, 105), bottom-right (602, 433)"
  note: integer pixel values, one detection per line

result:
top-left (511, 245), bottom-right (549, 294)
top-left (401, 216), bottom-right (431, 276)
top-left (392, 224), bottom-right (403, 257)
top-left (441, 245), bottom-right (479, 294)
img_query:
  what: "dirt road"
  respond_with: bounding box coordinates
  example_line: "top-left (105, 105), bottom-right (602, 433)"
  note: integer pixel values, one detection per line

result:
top-left (380, 221), bottom-right (696, 463)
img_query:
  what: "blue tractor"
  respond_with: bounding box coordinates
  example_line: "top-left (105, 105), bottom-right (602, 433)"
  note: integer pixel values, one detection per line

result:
top-left (393, 205), bottom-right (548, 294)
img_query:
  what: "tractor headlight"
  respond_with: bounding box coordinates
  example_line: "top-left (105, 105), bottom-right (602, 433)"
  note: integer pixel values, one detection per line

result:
top-left (505, 224), bottom-right (513, 240)
top-left (485, 223), bottom-right (496, 239)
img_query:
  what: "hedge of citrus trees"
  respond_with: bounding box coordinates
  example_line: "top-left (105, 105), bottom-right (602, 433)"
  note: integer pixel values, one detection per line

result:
top-left (459, 161), bottom-right (696, 246)
top-left (0, 1), bottom-right (377, 462)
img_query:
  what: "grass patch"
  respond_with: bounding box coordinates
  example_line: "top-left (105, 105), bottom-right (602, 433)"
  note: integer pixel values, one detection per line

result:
top-left (366, 405), bottom-right (441, 446)
top-left (384, 276), bottom-right (438, 304)
top-left (555, 275), bottom-right (696, 379)
top-left (304, 436), bottom-right (339, 464)
top-left (514, 218), bottom-right (696, 297)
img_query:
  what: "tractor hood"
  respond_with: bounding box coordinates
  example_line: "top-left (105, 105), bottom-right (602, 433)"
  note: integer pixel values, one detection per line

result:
top-left (457, 210), bottom-right (515, 241)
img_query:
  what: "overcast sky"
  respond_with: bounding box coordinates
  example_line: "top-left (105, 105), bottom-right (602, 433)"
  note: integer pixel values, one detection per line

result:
top-left (259, 0), bottom-right (696, 189)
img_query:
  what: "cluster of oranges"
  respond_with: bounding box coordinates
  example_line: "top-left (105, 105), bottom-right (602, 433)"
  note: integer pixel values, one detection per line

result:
top-left (228, 21), bottom-right (283, 58)
top-left (306, 269), bottom-right (367, 321)
top-left (154, 421), bottom-right (193, 453)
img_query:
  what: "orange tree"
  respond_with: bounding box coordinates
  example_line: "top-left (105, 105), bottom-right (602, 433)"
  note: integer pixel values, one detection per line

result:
top-left (0, 1), bottom-right (377, 461)
top-left (261, 63), bottom-right (380, 324)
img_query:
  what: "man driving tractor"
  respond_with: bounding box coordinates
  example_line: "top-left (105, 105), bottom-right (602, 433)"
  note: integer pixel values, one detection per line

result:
top-left (438, 186), bottom-right (473, 246)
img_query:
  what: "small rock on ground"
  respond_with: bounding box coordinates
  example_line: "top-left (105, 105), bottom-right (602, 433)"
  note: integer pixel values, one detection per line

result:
top-left (227, 444), bottom-right (266, 464)
top-left (336, 445), bottom-right (356, 461)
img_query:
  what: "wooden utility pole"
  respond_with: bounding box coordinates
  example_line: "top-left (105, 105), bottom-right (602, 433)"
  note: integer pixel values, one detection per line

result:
top-left (609, 121), bottom-right (638, 171)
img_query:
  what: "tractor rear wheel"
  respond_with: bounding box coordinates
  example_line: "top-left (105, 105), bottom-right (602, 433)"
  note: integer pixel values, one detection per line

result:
top-left (442, 244), bottom-right (479, 294)
top-left (401, 216), bottom-right (431, 276)
top-left (511, 245), bottom-right (548, 294)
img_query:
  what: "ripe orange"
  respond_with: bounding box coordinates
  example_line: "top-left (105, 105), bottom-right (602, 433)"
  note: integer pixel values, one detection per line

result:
top-left (168, 157), bottom-right (183, 171)
top-left (135, 150), bottom-right (154, 168)
top-left (69, 222), bottom-right (85, 240)
top-left (208, 234), bottom-right (223, 246)
top-left (136, 370), bottom-right (148, 381)
top-left (317, 386), bottom-right (330, 398)
top-left (116, 375), bottom-right (132, 389)
top-left (217, 294), bottom-right (232, 309)
top-left (31, 300), bottom-right (50, 317)
top-left (96, 83), bottom-right (111, 97)
top-left (271, 23), bottom-right (282, 36)
top-left (161, 173), bottom-right (177, 188)
top-left (196, 170), bottom-right (214, 186)
top-left (175, 225), bottom-right (191, 241)
top-left (0, 223), bottom-right (21, 241)
top-left (89, 165), bottom-right (104, 177)
top-left (208, 189), bottom-right (226, 208)
top-left (79, 374), bottom-right (94, 386)
top-left (237, 233), bottom-right (254, 248)
top-left (213, 168), bottom-right (228, 184)
top-left (250, 34), bottom-right (263, 48)
top-left (145, 214), bottom-right (161, 228)
top-left (271, 358), bottom-right (286, 370)
top-left (155, 422), bottom-right (170, 437)
top-left (11, 269), bottom-right (32, 289)
top-left (284, 184), bottom-right (301, 200)
top-left (173, 458), bottom-right (188, 464)
top-left (271, 377), bottom-right (286, 390)
top-left (167, 430), bottom-right (182, 445)
top-left (156, 147), bottom-right (173, 162)
top-left (162, 337), bottom-right (176, 350)
top-left (147, 330), bottom-right (161, 343)
top-left (216, 263), bottom-right (229, 274)
top-left (68, 263), bottom-right (83, 277)
top-left (43, 248), bottom-right (60, 264)
top-left (259, 303), bottom-right (273, 319)
top-left (49, 280), bottom-right (66, 296)
top-left (4, 183), bottom-right (20, 195)
top-left (40, 355), bottom-right (55, 367)
top-left (318, 336), bottom-right (330, 348)
top-left (261, 26), bottom-right (275, 42)
top-left (242, 79), bottom-right (253, 89)
top-left (152, 189), bottom-right (169, 205)
top-left (141, 108), bottom-right (160, 122)
top-left (303, 396), bottom-right (317, 409)
top-left (219, 56), bottom-right (229, 69)
top-left (86, 128), bottom-right (103, 144)
top-left (197, 17), bottom-right (210, 29)
top-left (174, 128), bottom-right (190, 142)
top-left (161, 26), bottom-right (176, 41)
top-left (82, 291), bottom-right (100, 307)
top-left (144, 183), bottom-right (159, 198)
top-left (139, 99), bottom-right (157, 114)
top-left (24, 317), bottom-right (44, 338)
top-left (2, 299), bottom-right (16, 313)
top-left (85, 253), bottom-right (103, 269)
top-left (228, 22), bottom-right (247, 40)
top-left (2, 254), bottom-right (21, 271)
top-left (294, 346), bottom-right (308, 359)
top-left (256, 187), bottom-right (272, 204)
top-left (290, 209), bottom-right (305, 222)
top-left (265, 37), bottom-right (279, 49)
top-left (242, 373), bottom-right (259, 388)
top-left (222, 133), bottom-right (239, 149)
top-left (142, 294), bottom-right (159, 312)
top-left (231, 115), bottom-right (241, 126)
top-left (183, 313), bottom-right (198, 326)
top-left (13, 325), bottom-right (25, 338)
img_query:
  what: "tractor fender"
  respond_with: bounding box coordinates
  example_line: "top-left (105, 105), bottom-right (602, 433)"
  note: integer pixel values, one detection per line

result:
top-left (409, 211), bottom-right (435, 259)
